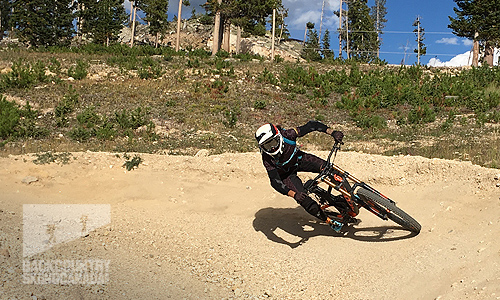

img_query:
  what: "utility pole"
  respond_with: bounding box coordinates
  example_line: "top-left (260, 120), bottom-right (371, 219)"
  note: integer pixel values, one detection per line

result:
top-left (339, 0), bottom-right (342, 58)
top-left (345, 1), bottom-right (349, 59)
top-left (417, 16), bottom-right (420, 65)
top-left (376, 1), bottom-right (380, 58)
top-left (271, 8), bottom-right (276, 61)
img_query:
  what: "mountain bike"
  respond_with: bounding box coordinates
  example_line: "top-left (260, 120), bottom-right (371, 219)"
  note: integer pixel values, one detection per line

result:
top-left (304, 142), bottom-right (421, 234)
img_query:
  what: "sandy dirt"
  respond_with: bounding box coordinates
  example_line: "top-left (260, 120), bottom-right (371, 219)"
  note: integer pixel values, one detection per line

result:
top-left (1, 149), bottom-right (500, 299)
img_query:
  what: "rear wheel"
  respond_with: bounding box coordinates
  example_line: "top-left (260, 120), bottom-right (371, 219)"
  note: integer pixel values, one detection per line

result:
top-left (356, 187), bottom-right (421, 233)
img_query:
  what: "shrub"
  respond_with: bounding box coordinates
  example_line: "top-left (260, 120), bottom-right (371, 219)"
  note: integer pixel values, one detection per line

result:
top-left (0, 96), bottom-right (20, 138)
top-left (55, 85), bottom-right (79, 127)
top-left (68, 59), bottom-right (88, 80)
top-left (253, 99), bottom-right (267, 110)
top-left (0, 96), bottom-right (44, 139)
top-left (407, 104), bottom-right (436, 124)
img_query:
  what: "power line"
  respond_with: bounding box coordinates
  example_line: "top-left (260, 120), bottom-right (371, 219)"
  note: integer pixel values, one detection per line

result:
top-left (341, 30), bottom-right (455, 35)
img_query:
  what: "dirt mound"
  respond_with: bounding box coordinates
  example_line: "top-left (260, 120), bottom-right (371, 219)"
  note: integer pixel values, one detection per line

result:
top-left (1, 151), bottom-right (499, 299)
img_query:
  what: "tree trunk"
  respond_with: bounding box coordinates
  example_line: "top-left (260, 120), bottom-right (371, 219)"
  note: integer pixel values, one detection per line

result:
top-left (176, 0), bottom-right (182, 51)
top-left (78, 3), bottom-right (84, 44)
top-left (223, 20), bottom-right (230, 52)
top-left (129, 1), bottom-right (133, 25)
top-left (236, 26), bottom-right (241, 54)
top-left (472, 32), bottom-right (479, 67)
top-left (212, 0), bottom-right (223, 55)
top-left (130, 3), bottom-right (137, 47)
top-left (484, 42), bottom-right (494, 66)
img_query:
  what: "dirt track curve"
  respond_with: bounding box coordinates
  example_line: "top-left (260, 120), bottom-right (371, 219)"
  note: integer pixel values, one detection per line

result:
top-left (1, 150), bottom-right (499, 300)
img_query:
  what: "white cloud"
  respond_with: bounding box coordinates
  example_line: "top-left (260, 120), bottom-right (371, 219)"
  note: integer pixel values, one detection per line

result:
top-left (427, 51), bottom-right (472, 67)
top-left (462, 39), bottom-right (473, 46)
top-left (436, 37), bottom-right (459, 45)
top-left (427, 49), bottom-right (500, 67)
top-left (285, 0), bottom-right (340, 30)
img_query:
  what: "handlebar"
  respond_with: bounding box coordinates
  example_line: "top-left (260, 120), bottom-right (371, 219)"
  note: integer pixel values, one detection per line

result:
top-left (304, 141), bottom-right (343, 192)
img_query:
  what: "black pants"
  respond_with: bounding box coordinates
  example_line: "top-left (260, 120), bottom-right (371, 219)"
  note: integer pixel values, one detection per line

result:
top-left (281, 152), bottom-right (329, 221)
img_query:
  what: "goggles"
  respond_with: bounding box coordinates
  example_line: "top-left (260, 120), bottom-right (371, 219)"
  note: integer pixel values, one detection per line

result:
top-left (261, 135), bottom-right (280, 153)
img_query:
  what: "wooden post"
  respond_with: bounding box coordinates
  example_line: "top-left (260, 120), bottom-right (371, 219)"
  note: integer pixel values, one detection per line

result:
top-left (176, 0), bottom-right (182, 51)
top-left (271, 9), bottom-right (276, 61)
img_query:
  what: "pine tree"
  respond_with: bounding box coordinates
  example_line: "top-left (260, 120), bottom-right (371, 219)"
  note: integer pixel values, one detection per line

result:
top-left (370, 0), bottom-right (387, 57)
top-left (413, 16), bottom-right (426, 64)
top-left (0, 0), bottom-right (11, 40)
top-left (78, 0), bottom-right (127, 46)
top-left (301, 22), bottom-right (321, 61)
top-left (449, 0), bottom-right (500, 65)
top-left (347, 0), bottom-right (379, 62)
top-left (321, 29), bottom-right (333, 59)
top-left (11, 0), bottom-right (75, 47)
top-left (139, 0), bottom-right (169, 48)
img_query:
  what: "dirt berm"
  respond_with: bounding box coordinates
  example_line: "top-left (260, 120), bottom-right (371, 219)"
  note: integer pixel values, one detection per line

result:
top-left (1, 150), bottom-right (499, 299)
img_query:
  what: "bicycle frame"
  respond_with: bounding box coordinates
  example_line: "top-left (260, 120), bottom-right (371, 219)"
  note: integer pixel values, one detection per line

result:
top-left (305, 142), bottom-right (394, 221)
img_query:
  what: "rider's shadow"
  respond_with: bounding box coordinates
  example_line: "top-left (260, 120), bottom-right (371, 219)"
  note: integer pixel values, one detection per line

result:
top-left (253, 207), bottom-right (418, 248)
top-left (253, 207), bottom-right (336, 248)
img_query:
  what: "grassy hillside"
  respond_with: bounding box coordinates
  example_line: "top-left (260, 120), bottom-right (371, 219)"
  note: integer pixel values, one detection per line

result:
top-left (0, 44), bottom-right (499, 169)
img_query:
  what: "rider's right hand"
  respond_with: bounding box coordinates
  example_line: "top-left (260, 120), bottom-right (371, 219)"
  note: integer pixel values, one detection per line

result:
top-left (293, 192), bottom-right (308, 203)
top-left (331, 130), bottom-right (344, 144)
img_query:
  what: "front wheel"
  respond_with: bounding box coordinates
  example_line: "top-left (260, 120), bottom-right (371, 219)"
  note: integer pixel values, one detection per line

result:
top-left (356, 188), bottom-right (421, 233)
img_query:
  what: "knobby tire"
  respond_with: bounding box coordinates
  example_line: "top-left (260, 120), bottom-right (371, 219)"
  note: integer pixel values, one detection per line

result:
top-left (356, 188), bottom-right (421, 233)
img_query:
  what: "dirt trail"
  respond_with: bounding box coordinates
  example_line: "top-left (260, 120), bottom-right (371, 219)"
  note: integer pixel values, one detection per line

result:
top-left (0, 150), bottom-right (499, 299)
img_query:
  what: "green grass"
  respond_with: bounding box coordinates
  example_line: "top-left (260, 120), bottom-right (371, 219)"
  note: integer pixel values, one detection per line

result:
top-left (0, 46), bottom-right (499, 169)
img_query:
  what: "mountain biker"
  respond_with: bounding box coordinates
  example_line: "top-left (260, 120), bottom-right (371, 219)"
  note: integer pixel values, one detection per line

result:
top-left (255, 121), bottom-right (345, 232)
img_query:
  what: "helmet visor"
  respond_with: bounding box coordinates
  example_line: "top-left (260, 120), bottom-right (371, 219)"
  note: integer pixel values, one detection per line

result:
top-left (261, 135), bottom-right (280, 153)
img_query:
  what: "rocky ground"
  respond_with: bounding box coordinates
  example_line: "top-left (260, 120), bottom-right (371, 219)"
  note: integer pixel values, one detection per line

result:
top-left (1, 149), bottom-right (499, 299)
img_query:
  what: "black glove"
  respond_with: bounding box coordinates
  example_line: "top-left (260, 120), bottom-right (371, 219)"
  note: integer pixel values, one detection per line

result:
top-left (331, 130), bottom-right (344, 144)
top-left (293, 191), bottom-right (308, 203)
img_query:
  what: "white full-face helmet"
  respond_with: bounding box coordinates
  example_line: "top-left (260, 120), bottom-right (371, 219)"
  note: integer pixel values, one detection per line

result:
top-left (255, 123), bottom-right (283, 157)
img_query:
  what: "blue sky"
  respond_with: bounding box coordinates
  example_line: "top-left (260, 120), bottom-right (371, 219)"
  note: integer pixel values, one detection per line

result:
top-left (126, 0), bottom-right (486, 66)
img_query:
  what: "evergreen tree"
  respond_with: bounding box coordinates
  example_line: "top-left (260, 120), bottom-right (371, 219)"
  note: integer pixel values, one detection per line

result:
top-left (139, 0), bottom-right (169, 47)
top-left (347, 0), bottom-right (379, 62)
top-left (413, 16), bottom-right (426, 64)
top-left (449, 0), bottom-right (500, 64)
top-left (449, 0), bottom-right (500, 44)
top-left (301, 22), bottom-right (321, 61)
top-left (321, 29), bottom-right (333, 59)
top-left (0, 0), bottom-right (11, 40)
top-left (370, 0), bottom-right (387, 57)
top-left (11, 0), bottom-right (75, 47)
top-left (204, 0), bottom-right (283, 37)
top-left (78, 0), bottom-right (127, 46)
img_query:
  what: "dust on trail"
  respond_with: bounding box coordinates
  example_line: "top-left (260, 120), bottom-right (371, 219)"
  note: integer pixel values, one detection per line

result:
top-left (1, 151), bottom-right (499, 299)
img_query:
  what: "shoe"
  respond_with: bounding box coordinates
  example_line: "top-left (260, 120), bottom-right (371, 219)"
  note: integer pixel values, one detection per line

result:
top-left (329, 220), bottom-right (343, 232)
